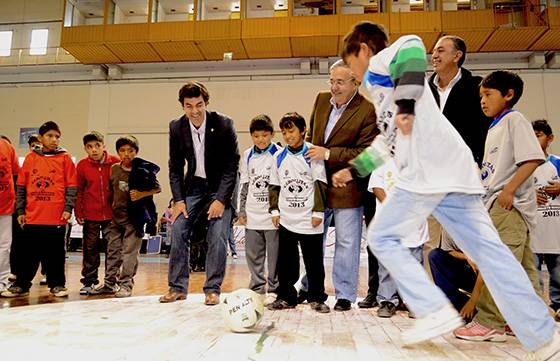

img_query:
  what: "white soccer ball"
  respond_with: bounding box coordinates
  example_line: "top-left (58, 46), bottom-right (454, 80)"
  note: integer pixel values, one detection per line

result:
top-left (222, 289), bottom-right (264, 333)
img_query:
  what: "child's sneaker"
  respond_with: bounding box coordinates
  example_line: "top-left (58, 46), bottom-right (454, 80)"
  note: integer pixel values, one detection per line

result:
top-left (0, 286), bottom-right (29, 298)
top-left (50, 286), bottom-right (69, 297)
top-left (525, 331), bottom-right (560, 361)
top-left (115, 288), bottom-right (132, 298)
top-left (453, 321), bottom-right (506, 342)
top-left (505, 324), bottom-right (515, 337)
top-left (8, 274), bottom-right (16, 282)
top-left (88, 284), bottom-right (117, 295)
top-left (401, 303), bottom-right (464, 345)
top-left (79, 285), bottom-right (95, 295)
top-left (39, 277), bottom-right (47, 286)
top-left (264, 293), bottom-right (277, 306)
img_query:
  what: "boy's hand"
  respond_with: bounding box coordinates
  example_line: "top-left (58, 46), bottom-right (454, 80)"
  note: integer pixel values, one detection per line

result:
top-left (272, 216), bottom-right (280, 228)
top-left (306, 146), bottom-right (328, 161)
top-left (497, 189), bottom-right (514, 210)
top-left (77, 218), bottom-right (85, 225)
top-left (17, 215), bottom-right (25, 226)
top-left (130, 190), bottom-right (143, 201)
top-left (332, 168), bottom-right (353, 188)
top-left (544, 180), bottom-right (560, 197)
top-left (460, 298), bottom-right (477, 321)
top-left (207, 200), bottom-right (225, 220)
top-left (395, 113), bottom-right (414, 136)
top-left (311, 217), bottom-right (322, 227)
top-left (171, 202), bottom-right (188, 222)
top-left (61, 211), bottom-right (71, 221)
top-left (537, 188), bottom-right (549, 205)
top-left (238, 216), bottom-right (246, 226)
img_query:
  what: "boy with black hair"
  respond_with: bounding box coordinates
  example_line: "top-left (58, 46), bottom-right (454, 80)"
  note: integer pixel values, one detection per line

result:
top-left (90, 135), bottom-right (160, 298)
top-left (239, 114), bottom-right (280, 306)
top-left (333, 21), bottom-right (559, 359)
top-left (267, 112), bottom-right (330, 314)
top-left (2, 121), bottom-right (77, 298)
top-left (531, 119), bottom-right (560, 320)
top-left (75, 131), bottom-right (120, 295)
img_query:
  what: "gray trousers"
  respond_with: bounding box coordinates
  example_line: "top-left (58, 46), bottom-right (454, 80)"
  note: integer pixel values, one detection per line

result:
top-left (105, 222), bottom-right (142, 291)
top-left (245, 229), bottom-right (279, 294)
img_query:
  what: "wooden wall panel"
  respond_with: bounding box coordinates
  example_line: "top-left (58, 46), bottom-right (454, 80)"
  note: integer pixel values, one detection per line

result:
top-left (338, 13), bottom-right (391, 36)
top-left (290, 36), bottom-right (338, 57)
top-left (391, 11), bottom-right (441, 34)
top-left (547, 7), bottom-right (560, 27)
top-left (62, 45), bottom-right (121, 64)
top-left (530, 29), bottom-right (560, 51)
top-left (194, 19), bottom-right (242, 40)
top-left (481, 27), bottom-right (547, 51)
top-left (104, 24), bottom-right (150, 42)
top-left (61, 25), bottom-right (105, 44)
top-left (290, 15), bottom-right (339, 36)
top-left (195, 39), bottom-right (248, 60)
top-left (149, 22), bottom-right (196, 42)
top-left (442, 30), bottom-right (493, 52)
top-left (242, 17), bottom-right (290, 38)
top-left (150, 41), bottom-right (204, 61)
top-left (105, 43), bottom-right (162, 62)
top-left (441, 9), bottom-right (494, 30)
top-left (242, 38), bottom-right (292, 58)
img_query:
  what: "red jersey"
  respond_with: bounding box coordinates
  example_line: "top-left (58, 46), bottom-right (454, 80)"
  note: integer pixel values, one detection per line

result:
top-left (17, 150), bottom-right (77, 225)
top-left (0, 139), bottom-right (20, 216)
top-left (75, 151), bottom-right (120, 221)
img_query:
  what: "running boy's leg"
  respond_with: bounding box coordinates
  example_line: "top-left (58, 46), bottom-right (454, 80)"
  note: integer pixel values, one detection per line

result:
top-left (432, 192), bottom-right (555, 352)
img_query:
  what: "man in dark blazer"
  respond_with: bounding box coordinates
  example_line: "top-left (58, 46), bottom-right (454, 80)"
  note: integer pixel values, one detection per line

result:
top-left (159, 81), bottom-right (240, 305)
top-left (429, 35), bottom-right (491, 167)
top-left (305, 60), bottom-right (378, 311)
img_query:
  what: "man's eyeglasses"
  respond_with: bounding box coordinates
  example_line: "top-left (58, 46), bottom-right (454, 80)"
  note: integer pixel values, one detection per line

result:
top-left (326, 78), bottom-right (354, 87)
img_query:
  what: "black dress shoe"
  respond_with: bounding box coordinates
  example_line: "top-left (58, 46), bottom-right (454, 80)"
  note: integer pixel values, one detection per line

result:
top-left (267, 299), bottom-right (296, 310)
top-left (310, 302), bottom-right (331, 313)
top-left (357, 294), bottom-right (378, 309)
top-left (334, 299), bottom-right (352, 311)
top-left (377, 301), bottom-right (397, 318)
top-left (296, 290), bottom-right (308, 304)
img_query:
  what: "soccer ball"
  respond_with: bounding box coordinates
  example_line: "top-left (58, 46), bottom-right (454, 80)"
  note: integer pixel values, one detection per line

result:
top-left (222, 289), bottom-right (264, 333)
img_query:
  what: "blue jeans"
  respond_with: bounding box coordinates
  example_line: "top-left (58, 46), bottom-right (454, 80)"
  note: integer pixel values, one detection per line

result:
top-left (535, 253), bottom-right (560, 311)
top-left (300, 207), bottom-right (363, 302)
top-left (168, 181), bottom-right (231, 294)
top-left (369, 188), bottom-right (555, 352)
top-left (377, 245), bottom-right (423, 306)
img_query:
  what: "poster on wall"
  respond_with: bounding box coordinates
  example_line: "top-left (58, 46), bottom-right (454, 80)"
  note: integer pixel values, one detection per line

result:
top-left (19, 127), bottom-right (39, 148)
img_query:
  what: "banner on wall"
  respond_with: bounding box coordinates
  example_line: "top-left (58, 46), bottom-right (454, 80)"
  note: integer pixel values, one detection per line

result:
top-left (19, 127), bottom-right (39, 148)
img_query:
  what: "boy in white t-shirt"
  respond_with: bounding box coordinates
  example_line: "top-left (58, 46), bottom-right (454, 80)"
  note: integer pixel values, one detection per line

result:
top-left (267, 112), bottom-right (330, 314)
top-left (238, 114), bottom-right (280, 306)
top-left (368, 159), bottom-right (428, 318)
top-left (532, 119), bottom-right (560, 319)
top-left (334, 21), bottom-right (558, 358)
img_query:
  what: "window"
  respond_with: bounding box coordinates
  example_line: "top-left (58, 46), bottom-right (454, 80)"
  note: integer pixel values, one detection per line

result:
top-left (0, 30), bottom-right (13, 56)
top-left (30, 29), bottom-right (48, 55)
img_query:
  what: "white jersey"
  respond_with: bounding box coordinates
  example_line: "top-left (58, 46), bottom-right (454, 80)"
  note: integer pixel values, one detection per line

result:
top-left (368, 160), bottom-right (429, 248)
top-left (240, 144), bottom-right (280, 230)
top-left (360, 35), bottom-right (484, 195)
top-left (532, 155), bottom-right (560, 254)
top-left (270, 142), bottom-right (327, 235)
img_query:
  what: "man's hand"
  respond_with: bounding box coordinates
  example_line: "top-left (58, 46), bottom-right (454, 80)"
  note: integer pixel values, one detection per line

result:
top-left (537, 188), bottom-right (549, 205)
top-left (306, 146), bottom-right (328, 161)
top-left (311, 217), bottom-right (322, 227)
top-left (272, 216), bottom-right (280, 228)
top-left (17, 215), bottom-right (25, 226)
top-left (207, 200), bottom-right (225, 220)
top-left (497, 189), bottom-right (514, 210)
top-left (171, 202), bottom-right (188, 222)
top-left (332, 168), bottom-right (353, 188)
top-left (61, 211), bottom-right (71, 222)
top-left (238, 216), bottom-right (247, 225)
top-left (395, 113), bottom-right (415, 136)
top-left (544, 180), bottom-right (560, 197)
top-left (77, 218), bottom-right (85, 225)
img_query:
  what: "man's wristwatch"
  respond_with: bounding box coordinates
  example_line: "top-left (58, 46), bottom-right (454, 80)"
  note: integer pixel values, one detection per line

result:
top-left (324, 149), bottom-right (330, 161)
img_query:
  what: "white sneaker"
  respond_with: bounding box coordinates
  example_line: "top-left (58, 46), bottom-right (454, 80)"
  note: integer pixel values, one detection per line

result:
top-left (264, 293), bottom-right (277, 306)
top-left (526, 331), bottom-right (560, 361)
top-left (401, 303), bottom-right (464, 346)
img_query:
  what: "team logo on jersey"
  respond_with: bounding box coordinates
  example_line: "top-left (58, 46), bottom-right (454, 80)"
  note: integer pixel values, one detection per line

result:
top-left (480, 162), bottom-right (495, 181)
top-left (254, 179), bottom-right (269, 189)
top-left (30, 175), bottom-right (56, 201)
top-left (285, 179), bottom-right (309, 195)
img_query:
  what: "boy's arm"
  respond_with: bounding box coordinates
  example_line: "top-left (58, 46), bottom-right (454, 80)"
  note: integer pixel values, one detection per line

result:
top-left (372, 187), bottom-right (386, 203)
top-left (15, 185), bottom-right (26, 217)
top-left (63, 156), bottom-right (78, 218)
top-left (312, 180), bottom-right (327, 218)
top-left (391, 38), bottom-right (427, 116)
top-left (238, 182), bottom-right (248, 218)
top-left (75, 163), bottom-right (85, 221)
top-left (268, 185), bottom-right (280, 216)
top-left (498, 160), bottom-right (542, 210)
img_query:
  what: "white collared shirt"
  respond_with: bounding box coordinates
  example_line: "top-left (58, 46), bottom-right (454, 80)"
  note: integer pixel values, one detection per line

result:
top-left (433, 68), bottom-right (462, 111)
top-left (324, 90), bottom-right (357, 143)
top-left (189, 115), bottom-right (207, 179)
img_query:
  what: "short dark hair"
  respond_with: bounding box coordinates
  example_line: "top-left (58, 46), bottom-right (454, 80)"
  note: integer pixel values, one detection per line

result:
top-left (83, 131), bottom-right (104, 145)
top-left (480, 70), bottom-right (524, 107)
top-left (178, 81), bottom-right (210, 105)
top-left (279, 112), bottom-right (306, 133)
top-left (0, 135), bottom-right (11, 144)
top-left (38, 121), bottom-right (61, 136)
top-left (249, 114), bottom-right (274, 134)
top-left (341, 21), bottom-right (389, 59)
top-left (27, 134), bottom-right (39, 146)
top-left (439, 35), bottom-right (467, 67)
top-left (115, 135), bottom-right (139, 152)
top-left (533, 119), bottom-right (553, 136)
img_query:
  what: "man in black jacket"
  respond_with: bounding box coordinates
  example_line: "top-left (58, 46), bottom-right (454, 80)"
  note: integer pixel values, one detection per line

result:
top-left (429, 35), bottom-right (491, 167)
top-left (159, 81), bottom-right (240, 305)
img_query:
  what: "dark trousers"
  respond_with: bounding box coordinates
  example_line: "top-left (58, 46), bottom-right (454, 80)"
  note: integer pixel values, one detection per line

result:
top-left (363, 191), bottom-right (379, 297)
top-left (81, 220), bottom-right (111, 286)
top-left (16, 224), bottom-right (66, 290)
top-left (277, 225), bottom-right (327, 305)
top-left (9, 214), bottom-right (24, 277)
top-left (428, 247), bottom-right (477, 311)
